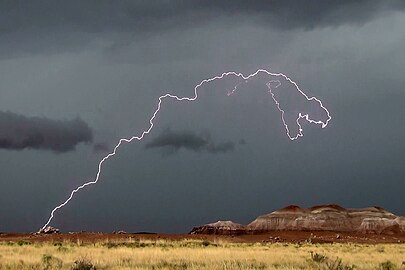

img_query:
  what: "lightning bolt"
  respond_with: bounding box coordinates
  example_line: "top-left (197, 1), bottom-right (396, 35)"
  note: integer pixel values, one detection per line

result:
top-left (41, 69), bottom-right (331, 230)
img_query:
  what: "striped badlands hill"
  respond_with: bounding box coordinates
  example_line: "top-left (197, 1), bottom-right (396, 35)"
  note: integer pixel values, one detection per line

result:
top-left (190, 205), bottom-right (405, 235)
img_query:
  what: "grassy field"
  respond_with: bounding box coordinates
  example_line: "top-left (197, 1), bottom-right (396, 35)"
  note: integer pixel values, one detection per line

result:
top-left (0, 238), bottom-right (404, 270)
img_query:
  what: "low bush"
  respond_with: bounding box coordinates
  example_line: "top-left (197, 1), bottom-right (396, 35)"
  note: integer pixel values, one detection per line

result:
top-left (378, 260), bottom-right (397, 270)
top-left (42, 254), bottom-right (62, 270)
top-left (72, 259), bottom-right (96, 270)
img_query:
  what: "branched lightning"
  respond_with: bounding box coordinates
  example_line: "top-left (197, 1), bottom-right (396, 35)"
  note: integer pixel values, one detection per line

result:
top-left (41, 69), bottom-right (331, 230)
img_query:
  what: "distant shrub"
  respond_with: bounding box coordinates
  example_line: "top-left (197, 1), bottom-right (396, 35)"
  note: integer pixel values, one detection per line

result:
top-left (326, 257), bottom-right (356, 270)
top-left (201, 240), bottom-right (211, 247)
top-left (72, 259), bottom-right (96, 270)
top-left (104, 241), bottom-right (149, 249)
top-left (310, 251), bottom-right (327, 263)
top-left (310, 252), bottom-right (355, 270)
top-left (57, 245), bottom-right (69, 252)
top-left (378, 260), bottom-right (397, 270)
top-left (17, 240), bottom-right (31, 246)
top-left (221, 260), bottom-right (266, 270)
top-left (42, 254), bottom-right (62, 270)
top-left (155, 259), bottom-right (188, 269)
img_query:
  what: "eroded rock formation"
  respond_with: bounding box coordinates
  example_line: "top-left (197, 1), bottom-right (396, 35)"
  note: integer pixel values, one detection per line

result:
top-left (190, 220), bottom-right (246, 235)
top-left (190, 205), bottom-right (405, 235)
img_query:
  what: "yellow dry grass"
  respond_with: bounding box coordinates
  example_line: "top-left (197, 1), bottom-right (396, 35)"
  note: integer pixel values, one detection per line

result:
top-left (0, 238), bottom-right (404, 269)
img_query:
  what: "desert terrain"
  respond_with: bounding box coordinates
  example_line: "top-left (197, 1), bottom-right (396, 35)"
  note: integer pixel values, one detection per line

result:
top-left (1, 234), bottom-right (405, 270)
top-left (1, 230), bottom-right (405, 245)
top-left (1, 205), bottom-right (405, 269)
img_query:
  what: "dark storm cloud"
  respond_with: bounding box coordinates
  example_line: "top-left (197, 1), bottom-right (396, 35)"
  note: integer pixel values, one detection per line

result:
top-left (1, 0), bottom-right (403, 33)
top-left (145, 129), bottom-right (235, 154)
top-left (0, 0), bottom-right (405, 39)
top-left (192, 0), bottom-right (405, 30)
top-left (0, 111), bottom-right (93, 153)
top-left (1, 1), bottom-right (404, 57)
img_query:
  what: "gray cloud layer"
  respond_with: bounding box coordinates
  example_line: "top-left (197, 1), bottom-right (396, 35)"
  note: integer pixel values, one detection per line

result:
top-left (1, 0), bottom-right (404, 58)
top-left (0, 0), bottom-right (405, 59)
top-left (0, 111), bottom-right (93, 153)
top-left (1, 0), bottom-right (403, 33)
top-left (145, 129), bottom-right (235, 154)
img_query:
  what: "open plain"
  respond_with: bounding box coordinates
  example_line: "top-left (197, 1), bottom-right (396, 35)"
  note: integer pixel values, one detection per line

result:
top-left (1, 232), bottom-right (405, 270)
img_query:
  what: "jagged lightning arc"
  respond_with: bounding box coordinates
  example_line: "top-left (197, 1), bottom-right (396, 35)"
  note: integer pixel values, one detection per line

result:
top-left (41, 69), bottom-right (331, 230)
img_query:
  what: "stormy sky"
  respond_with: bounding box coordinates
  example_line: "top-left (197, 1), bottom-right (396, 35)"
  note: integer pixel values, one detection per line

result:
top-left (1, 1), bottom-right (405, 233)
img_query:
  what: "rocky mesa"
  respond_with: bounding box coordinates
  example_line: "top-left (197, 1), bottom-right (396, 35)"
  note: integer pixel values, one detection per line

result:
top-left (190, 205), bottom-right (405, 235)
